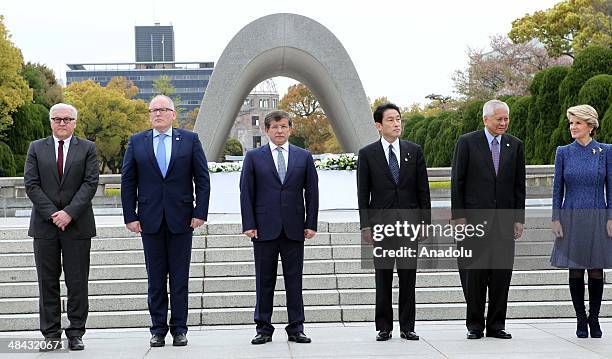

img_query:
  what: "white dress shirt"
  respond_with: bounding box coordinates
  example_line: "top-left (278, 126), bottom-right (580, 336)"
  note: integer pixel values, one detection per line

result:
top-left (484, 128), bottom-right (502, 151)
top-left (380, 137), bottom-right (400, 169)
top-left (269, 141), bottom-right (290, 171)
top-left (53, 135), bottom-right (71, 173)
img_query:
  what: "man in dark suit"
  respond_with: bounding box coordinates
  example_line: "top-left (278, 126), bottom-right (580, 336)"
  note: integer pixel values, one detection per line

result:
top-left (24, 103), bottom-right (99, 351)
top-left (357, 103), bottom-right (431, 342)
top-left (451, 99), bottom-right (526, 340)
top-left (121, 95), bottom-right (210, 347)
top-left (240, 110), bottom-right (319, 345)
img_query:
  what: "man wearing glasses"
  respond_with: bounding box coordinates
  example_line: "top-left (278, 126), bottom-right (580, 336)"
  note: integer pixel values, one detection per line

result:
top-left (240, 110), bottom-right (319, 345)
top-left (121, 95), bottom-right (210, 347)
top-left (24, 103), bottom-right (99, 351)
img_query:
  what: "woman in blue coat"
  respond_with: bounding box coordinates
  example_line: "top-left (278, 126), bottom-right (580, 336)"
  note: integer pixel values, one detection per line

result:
top-left (551, 104), bottom-right (611, 338)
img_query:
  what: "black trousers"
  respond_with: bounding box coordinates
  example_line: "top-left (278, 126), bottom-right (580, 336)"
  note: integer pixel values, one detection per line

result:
top-left (33, 237), bottom-right (91, 338)
top-left (252, 231), bottom-right (305, 335)
top-left (375, 268), bottom-right (417, 332)
top-left (458, 220), bottom-right (514, 332)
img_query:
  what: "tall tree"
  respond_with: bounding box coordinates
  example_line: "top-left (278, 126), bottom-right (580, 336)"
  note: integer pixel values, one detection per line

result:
top-left (279, 83), bottom-right (340, 153)
top-left (64, 80), bottom-right (150, 173)
top-left (21, 62), bottom-right (63, 108)
top-left (107, 76), bottom-right (139, 98)
top-left (0, 16), bottom-right (32, 137)
top-left (509, 0), bottom-right (612, 58)
top-left (453, 35), bottom-right (571, 99)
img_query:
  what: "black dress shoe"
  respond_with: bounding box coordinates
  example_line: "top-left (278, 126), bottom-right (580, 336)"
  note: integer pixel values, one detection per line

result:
top-left (288, 332), bottom-right (311, 343)
top-left (150, 334), bottom-right (166, 347)
top-left (376, 330), bottom-right (392, 341)
top-left (486, 329), bottom-right (512, 339)
top-left (68, 336), bottom-right (84, 351)
top-left (466, 330), bottom-right (484, 339)
top-left (400, 331), bottom-right (419, 340)
top-left (251, 333), bottom-right (272, 345)
top-left (172, 333), bottom-right (188, 346)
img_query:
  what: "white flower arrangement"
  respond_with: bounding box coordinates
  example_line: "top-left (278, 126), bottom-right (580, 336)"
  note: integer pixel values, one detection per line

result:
top-left (315, 153), bottom-right (358, 170)
top-left (208, 162), bottom-right (243, 173)
top-left (207, 153), bottom-right (359, 172)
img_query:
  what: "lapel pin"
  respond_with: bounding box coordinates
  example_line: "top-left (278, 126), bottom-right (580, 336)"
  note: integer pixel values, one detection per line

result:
top-left (598, 147), bottom-right (603, 153)
top-left (506, 143), bottom-right (509, 147)
top-left (592, 148), bottom-right (597, 154)
top-left (404, 158), bottom-right (408, 162)
top-left (176, 137), bottom-right (179, 141)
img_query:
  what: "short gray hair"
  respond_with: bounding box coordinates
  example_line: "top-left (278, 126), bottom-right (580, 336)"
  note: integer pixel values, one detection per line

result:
top-left (150, 95), bottom-right (175, 110)
top-left (482, 100), bottom-right (509, 119)
top-left (49, 103), bottom-right (78, 121)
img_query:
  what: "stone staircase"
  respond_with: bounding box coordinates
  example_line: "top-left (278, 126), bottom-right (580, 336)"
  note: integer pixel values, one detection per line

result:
top-left (0, 215), bottom-right (610, 331)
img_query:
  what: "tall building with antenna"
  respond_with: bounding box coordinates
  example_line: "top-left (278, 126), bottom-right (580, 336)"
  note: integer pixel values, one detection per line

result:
top-left (135, 23), bottom-right (175, 62)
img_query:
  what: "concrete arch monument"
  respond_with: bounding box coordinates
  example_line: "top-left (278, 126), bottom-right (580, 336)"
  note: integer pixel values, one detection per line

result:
top-left (194, 13), bottom-right (379, 159)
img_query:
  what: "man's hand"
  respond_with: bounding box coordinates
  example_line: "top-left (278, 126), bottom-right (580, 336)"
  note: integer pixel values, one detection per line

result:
top-left (191, 218), bottom-right (205, 229)
top-left (51, 210), bottom-right (72, 231)
top-left (304, 229), bottom-right (317, 239)
top-left (607, 219), bottom-right (612, 238)
top-left (551, 220), bottom-right (563, 239)
top-left (454, 218), bottom-right (467, 225)
top-left (513, 222), bottom-right (524, 240)
top-left (126, 221), bottom-right (142, 233)
top-left (244, 229), bottom-right (257, 239)
top-left (361, 227), bottom-right (373, 245)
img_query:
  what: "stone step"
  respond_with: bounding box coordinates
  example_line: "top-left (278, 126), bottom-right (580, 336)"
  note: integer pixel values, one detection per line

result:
top-left (0, 228), bottom-right (555, 254)
top-left (2, 269), bottom-right (606, 299)
top-left (3, 285), bottom-right (610, 315)
top-left (1, 301), bottom-right (609, 331)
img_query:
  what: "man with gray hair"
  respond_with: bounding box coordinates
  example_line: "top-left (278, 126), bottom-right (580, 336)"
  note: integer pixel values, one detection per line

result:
top-left (24, 103), bottom-right (99, 351)
top-left (451, 99), bottom-right (526, 340)
top-left (122, 94), bottom-right (210, 347)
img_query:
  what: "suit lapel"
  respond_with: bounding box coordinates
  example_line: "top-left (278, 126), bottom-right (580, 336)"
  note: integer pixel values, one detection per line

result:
top-left (399, 141), bottom-right (411, 184)
top-left (477, 131), bottom-right (496, 178)
top-left (60, 137), bottom-right (79, 185)
top-left (262, 144), bottom-right (282, 184)
top-left (374, 140), bottom-right (396, 184)
top-left (165, 128), bottom-right (182, 176)
top-left (283, 144), bottom-right (298, 184)
top-left (145, 129), bottom-right (163, 178)
top-left (45, 136), bottom-right (60, 185)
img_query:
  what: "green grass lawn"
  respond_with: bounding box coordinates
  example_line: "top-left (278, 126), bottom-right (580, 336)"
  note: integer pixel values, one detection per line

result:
top-left (429, 181), bottom-right (450, 189)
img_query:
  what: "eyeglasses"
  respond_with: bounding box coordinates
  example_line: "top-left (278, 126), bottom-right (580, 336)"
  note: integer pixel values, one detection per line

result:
top-left (148, 108), bottom-right (174, 114)
top-left (51, 117), bottom-right (75, 124)
top-left (269, 125), bottom-right (290, 131)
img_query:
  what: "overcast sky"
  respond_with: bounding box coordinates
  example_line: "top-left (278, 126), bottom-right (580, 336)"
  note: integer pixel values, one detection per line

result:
top-left (3, 0), bottom-right (559, 107)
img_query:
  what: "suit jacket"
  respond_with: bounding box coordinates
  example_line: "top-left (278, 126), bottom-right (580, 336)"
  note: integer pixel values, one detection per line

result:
top-left (24, 136), bottom-right (99, 239)
top-left (357, 139), bottom-right (431, 229)
top-left (240, 143), bottom-right (319, 241)
top-left (451, 130), bottom-right (526, 233)
top-left (121, 128), bottom-right (210, 234)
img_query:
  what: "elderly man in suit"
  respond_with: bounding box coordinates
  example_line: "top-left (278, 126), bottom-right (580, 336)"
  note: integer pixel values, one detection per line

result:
top-left (121, 95), bottom-right (210, 347)
top-left (451, 99), bottom-right (526, 340)
top-left (357, 103), bottom-right (431, 342)
top-left (24, 103), bottom-right (99, 351)
top-left (240, 110), bottom-right (319, 345)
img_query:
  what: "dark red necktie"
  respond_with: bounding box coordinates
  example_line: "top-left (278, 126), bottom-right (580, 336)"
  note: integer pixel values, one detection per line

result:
top-left (57, 140), bottom-right (64, 180)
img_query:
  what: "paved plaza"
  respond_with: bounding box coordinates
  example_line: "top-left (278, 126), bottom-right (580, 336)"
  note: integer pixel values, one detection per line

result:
top-left (0, 319), bottom-right (611, 358)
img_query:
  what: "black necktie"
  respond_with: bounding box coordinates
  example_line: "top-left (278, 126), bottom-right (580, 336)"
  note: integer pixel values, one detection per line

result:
top-left (388, 144), bottom-right (399, 184)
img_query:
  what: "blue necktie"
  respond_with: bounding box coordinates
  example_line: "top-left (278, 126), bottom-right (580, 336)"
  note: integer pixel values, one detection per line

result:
top-left (156, 133), bottom-right (167, 177)
top-left (388, 144), bottom-right (399, 184)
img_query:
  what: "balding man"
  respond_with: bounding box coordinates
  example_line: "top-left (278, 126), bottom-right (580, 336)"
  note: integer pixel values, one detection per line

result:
top-left (121, 95), bottom-right (210, 347)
